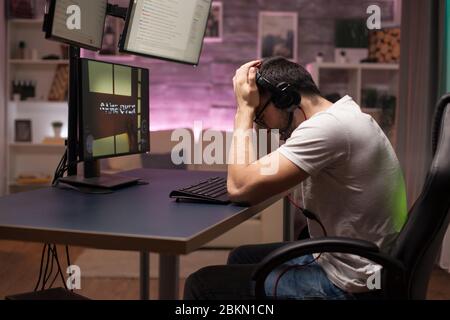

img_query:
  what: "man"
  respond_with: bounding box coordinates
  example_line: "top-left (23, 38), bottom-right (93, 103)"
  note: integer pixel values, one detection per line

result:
top-left (184, 57), bottom-right (407, 299)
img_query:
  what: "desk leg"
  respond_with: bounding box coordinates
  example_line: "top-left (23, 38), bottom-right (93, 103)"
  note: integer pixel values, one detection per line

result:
top-left (140, 251), bottom-right (150, 300)
top-left (159, 254), bottom-right (180, 300)
top-left (283, 196), bottom-right (294, 242)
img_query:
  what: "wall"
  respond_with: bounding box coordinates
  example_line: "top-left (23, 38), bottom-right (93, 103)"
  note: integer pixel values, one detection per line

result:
top-left (0, 4), bottom-right (6, 195)
top-left (84, 0), bottom-right (396, 132)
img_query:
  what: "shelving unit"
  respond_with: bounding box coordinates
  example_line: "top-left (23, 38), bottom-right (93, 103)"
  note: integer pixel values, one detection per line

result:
top-left (9, 59), bottom-right (69, 65)
top-left (306, 62), bottom-right (400, 147)
top-left (5, 19), bottom-right (68, 194)
top-left (9, 18), bottom-right (44, 25)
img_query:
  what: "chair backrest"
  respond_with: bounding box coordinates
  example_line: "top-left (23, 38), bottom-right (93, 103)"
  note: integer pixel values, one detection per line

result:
top-left (390, 94), bottom-right (450, 299)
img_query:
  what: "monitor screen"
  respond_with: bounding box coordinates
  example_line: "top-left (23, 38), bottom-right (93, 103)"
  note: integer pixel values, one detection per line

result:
top-left (80, 59), bottom-right (150, 160)
top-left (120, 0), bottom-right (212, 65)
top-left (45, 0), bottom-right (107, 51)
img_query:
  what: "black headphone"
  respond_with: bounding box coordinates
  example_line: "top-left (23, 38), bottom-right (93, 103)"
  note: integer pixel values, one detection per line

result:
top-left (256, 71), bottom-right (301, 113)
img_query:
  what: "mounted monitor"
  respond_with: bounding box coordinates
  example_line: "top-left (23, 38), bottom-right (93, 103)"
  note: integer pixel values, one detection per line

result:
top-left (79, 59), bottom-right (150, 161)
top-left (119, 0), bottom-right (212, 65)
top-left (58, 59), bottom-right (150, 189)
top-left (44, 0), bottom-right (108, 51)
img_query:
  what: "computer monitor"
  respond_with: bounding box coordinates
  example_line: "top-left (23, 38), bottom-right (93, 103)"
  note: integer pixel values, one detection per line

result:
top-left (44, 0), bottom-right (108, 51)
top-left (119, 0), bottom-right (212, 65)
top-left (79, 59), bottom-right (150, 161)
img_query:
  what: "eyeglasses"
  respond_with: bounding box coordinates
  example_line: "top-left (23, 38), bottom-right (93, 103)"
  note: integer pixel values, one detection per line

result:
top-left (253, 98), bottom-right (272, 128)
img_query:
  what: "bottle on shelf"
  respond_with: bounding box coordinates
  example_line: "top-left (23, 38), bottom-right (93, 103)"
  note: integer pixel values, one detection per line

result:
top-left (12, 80), bottom-right (37, 101)
top-left (18, 41), bottom-right (27, 59)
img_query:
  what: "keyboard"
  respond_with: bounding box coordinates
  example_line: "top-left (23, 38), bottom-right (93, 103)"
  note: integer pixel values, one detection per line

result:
top-left (169, 177), bottom-right (230, 204)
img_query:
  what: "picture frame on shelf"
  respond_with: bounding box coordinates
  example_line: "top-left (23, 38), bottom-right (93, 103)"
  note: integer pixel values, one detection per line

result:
top-left (204, 2), bottom-right (223, 43)
top-left (379, 0), bottom-right (402, 28)
top-left (334, 19), bottom-right (369, 63)
top-left (7, 0), bottom-right (36, 19)
top-left (258, 11), bottom-right (298, 61)
top-left (15, 119), bottom-right (32, 142)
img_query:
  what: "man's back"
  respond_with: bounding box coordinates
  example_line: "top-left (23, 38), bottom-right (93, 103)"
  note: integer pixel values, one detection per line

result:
top-left (278, 95), bottom-right (407, 293)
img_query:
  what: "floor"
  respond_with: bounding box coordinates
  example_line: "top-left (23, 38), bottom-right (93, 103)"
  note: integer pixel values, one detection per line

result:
top-left (1, 240), bottom-right (449, 300)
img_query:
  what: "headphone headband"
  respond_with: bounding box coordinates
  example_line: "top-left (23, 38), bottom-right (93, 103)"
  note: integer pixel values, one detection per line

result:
top-left (256, 71), bottom-right (301, 112)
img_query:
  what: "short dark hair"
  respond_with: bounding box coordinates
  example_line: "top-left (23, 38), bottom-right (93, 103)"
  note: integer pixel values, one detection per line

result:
top-left (259, 56), bottom-right (321, 97)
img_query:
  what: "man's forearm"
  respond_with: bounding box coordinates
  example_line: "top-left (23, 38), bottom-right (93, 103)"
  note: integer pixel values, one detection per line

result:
top-left (228, 107), bottom-right (256, 190)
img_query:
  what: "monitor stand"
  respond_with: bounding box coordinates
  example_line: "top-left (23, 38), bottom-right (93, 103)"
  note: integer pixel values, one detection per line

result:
top-left (59, 160), bottom-right (140, 190)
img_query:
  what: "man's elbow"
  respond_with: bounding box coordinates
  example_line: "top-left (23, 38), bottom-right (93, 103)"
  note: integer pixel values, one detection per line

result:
top-left (227, 183), bottom-right (258, 205)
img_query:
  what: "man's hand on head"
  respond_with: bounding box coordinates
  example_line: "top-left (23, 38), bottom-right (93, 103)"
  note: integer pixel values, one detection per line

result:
top-left (228, 60), bottom-right (309, 205)
top-left (233, 60), bottom-right (261, 112)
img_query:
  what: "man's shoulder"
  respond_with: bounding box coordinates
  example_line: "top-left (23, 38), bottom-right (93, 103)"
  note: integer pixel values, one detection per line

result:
top-left (295, 111), bottom-right (345, 135)
top-left (286, 112), bottom-right (348, 152)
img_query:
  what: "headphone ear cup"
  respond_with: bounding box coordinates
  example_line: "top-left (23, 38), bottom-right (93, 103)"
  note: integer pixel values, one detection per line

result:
top-left (272, 94), bottom-right (290, 110)
top-left (256, 74), bottom-right (302, 112)
top-left (274, 83), bottom-right (301, 112)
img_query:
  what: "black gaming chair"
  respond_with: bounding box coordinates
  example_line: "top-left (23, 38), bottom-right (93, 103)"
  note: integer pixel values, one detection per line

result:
top-left (253, 93), bottom-right (450, 299)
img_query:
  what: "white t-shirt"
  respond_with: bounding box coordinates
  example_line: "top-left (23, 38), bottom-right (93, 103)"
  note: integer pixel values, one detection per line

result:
top-left (278, 95), bottom-right (407, 293)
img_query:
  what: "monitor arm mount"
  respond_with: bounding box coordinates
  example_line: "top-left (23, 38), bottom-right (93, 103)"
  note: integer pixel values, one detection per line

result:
top-left (106, 4), bottom-right (128, 20)
top-left (66, 4), bottom-right (127, 177)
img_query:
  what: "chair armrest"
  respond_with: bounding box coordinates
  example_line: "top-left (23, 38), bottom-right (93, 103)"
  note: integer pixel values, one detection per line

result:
top-left (252, 237), bottom-right (407, 299)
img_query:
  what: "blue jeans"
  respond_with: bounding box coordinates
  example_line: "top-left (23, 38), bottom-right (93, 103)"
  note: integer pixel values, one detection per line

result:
top-left (184, 242), bottom-right (353, 300)
top-left (265, 254), bottom-right (353, 300)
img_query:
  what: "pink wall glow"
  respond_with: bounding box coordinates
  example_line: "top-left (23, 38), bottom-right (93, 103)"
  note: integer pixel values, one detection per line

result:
top-left (80, 50), bottom-right (237, 133)
top-left (79, 0), bottom-right (399, 133)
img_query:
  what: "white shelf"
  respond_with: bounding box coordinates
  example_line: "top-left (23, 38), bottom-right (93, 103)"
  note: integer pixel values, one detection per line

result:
top-left (8, 18), bottom-right (44, 25)
top-left (9, 143), bottom-right (66, 151)
top-left (5, 15), bottom-right (69, 195)
top-left (306, 61), bottom-right (400, 149)
top-left (307, 62), bottom-right (400, 104)
top-left (9, 59), bottom-right (69, 65)
top-left (308, 62), bottom-right (399, 71)
top-left (359, 63), bottom-right (399, 71)
top-left (10, 100), bottom-right (67, 106)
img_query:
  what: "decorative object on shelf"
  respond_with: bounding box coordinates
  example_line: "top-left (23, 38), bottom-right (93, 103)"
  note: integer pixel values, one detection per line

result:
top-left (368, 28), bottom-right (401, 63)
top-left (12, 80), bottom-right (21, 101)
top-left (42, 54), bottom-right (61, 60)
top-left (315, 52), bottom-right (324, 63)
top-left (361, 87), bottom-right (396, 136)
top-left (48, 64), bottom-right (69, 101)
top-left (361, 88), bottom-right (383, 124)
top-left (362, 88), bottom-right (378, 109)
top-left (7, 0), bottom-right (36, 19)
top-left (258, 11), bottom-right (298, 61)
top-left (337, 50), bottom-right (348, 64)
top-left (334, 19), bottom-right (369, 63)
top-left (51, 121), bottom-right (63, 138)
top-left (14, 119), bottom-right (32, 142)
top-left (18, 40), bottom-right (27, 59)
top-left (31, 48), bottom-right (39, 60)
top-left (204, 2), bottom-right (223, 42)
top-left (379, 0), bottom-right (401, 28)
top-left (379, 93), bottom-right (397, 136)
top-left (12, 80), bottom-right (36, 101)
